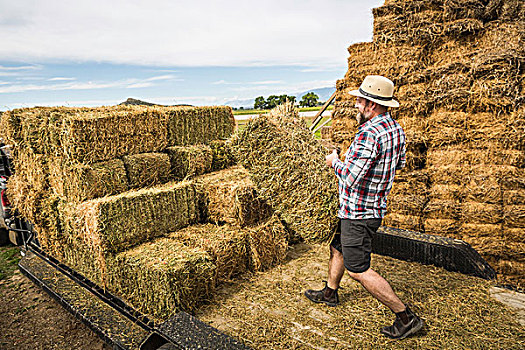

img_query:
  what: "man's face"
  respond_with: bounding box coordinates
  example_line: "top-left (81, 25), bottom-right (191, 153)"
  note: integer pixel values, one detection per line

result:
top-left (355, 97), bottom-right (372, 125)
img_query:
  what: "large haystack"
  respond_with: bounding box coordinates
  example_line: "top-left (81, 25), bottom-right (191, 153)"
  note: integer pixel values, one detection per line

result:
top-left (332, 0), bottom-right (524, 287)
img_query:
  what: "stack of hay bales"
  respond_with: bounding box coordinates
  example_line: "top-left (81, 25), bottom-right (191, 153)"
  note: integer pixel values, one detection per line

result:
top-left (1, 104), bottom-right (289, 319)
top-left (331, 0), bottom-right (524, 287)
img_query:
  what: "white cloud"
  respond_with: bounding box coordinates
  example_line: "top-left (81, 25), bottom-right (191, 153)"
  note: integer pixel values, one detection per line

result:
top-left (126, 82), bottom-right (154, 89)
top-left (0, 64), bottom-right (41, 71)
top-left (248, 80), bottom-right (283, 85)
top-left (227, 79), bottom-right (335, 96)
top-left (48, 77), bottom-right (76, 81)
top-left (0, 0), bottom-right (383, 67)
top-left (212, 80), bottom-right (283, 86)
top-left (0, 76), bottom-right (172, 93)
top-left (146, 74), bottom-right (182, 82)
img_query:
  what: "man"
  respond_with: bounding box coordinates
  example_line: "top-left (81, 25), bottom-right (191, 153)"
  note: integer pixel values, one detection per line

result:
top-left (304, 75), bottom-right (424, 340)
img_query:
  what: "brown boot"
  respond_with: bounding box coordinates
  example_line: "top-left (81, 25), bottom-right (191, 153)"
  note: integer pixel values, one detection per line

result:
top-left (304, 281), bottom-right (339, 307)
top-left (381, 306), bottom-right (424, 340)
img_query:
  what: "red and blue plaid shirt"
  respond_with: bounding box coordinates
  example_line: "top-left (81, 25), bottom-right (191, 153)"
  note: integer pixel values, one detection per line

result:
top-left (332, 112), bottom-right (406, 219)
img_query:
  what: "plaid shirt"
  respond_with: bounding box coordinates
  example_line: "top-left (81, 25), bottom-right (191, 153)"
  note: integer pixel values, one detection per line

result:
top-left (332, 112), bottom-right (406, 219)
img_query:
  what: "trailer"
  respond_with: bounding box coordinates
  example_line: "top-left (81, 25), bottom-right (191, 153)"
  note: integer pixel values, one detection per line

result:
top-left (1, 141), bottom-right (498, 349)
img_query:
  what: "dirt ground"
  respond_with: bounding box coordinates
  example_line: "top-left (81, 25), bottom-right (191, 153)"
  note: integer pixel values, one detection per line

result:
top-left (0, 269), bottom-right (110, 350)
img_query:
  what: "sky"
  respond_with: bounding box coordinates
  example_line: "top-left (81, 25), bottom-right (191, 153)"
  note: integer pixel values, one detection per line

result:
top-left (0, 0), bottom-right (384, 110)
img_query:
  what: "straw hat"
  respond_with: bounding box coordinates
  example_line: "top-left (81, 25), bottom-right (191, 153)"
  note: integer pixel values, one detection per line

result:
top-left (349, 75), bottom-right (400, 108)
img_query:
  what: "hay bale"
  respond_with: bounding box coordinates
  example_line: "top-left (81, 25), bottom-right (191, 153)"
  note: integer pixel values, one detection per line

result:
top-left (396, 117), bottom-right (427, 170)
top-left (166, 106), bottom-right (235, 146)
top-left (209, 140), bottom-right (236, 171)
top-left (62, 235), bottom-right (107, 286)
top-left (468, 78), bottom-right (518, 113)
top-left (0, 109), bottom-right (23, 146)
top-left (443, 18), bottom-right (484, 36)
top-left (427, 147), bottom-right (468, 168)
top-left (463, 237), bottom-right (525, 262)
top-left (51, 106), bottom-right (168, 163)
top-left (6, 149), bottom-right (49, 224)
top-left (500, 167), bottom-right (525, 190)
top-left (500, 0), bottom-right (525, 21)
top-left (345, 42), bottom-right (426, 86)
top-left (122, 152), bottom-right (171, 189)
top-left (108, 238), bottom-right (215, 320)
top-left (373, 0), bottom-right (442, 18)
top-left (428, 165), bottom-right (466, 185)
top-left (388, 194), bottom-right (427, 216)
top-left (68, 180), bottom-right (201, 256)
top-left (468, 148), bottom-right (525, 168)
top-left (388, 172), bottom-right (429, 216)
top-left (503, 190), bottom-right (525, 206)
top-left (424, 218), bottom-right (460, 237)
top-left (429, 181), bottom-right (459, 198)
top-left (428, 183), bottom-right (464, 201)
top-left (464, 174), bottom-right (502, 204)
top-left (461, 201), bottom-right (502, 224)
top-left (503, 228), bottom-right (525, 243)
top-left (49, 158), bottom-right (129, 202)
top-left (233, 103), bottom-right (339, 242)
top-left (169, 224), bottom-right (249, 283)
top-left (443, 0), bottom-right (501, 21)
top-left (373, 10), bottom-right (445, 45)
top-left (503, 205), bottom-right (525, 228)
top-left (195, 167), bottom-right (272, 227)
top-left (383, 213), bottom-right (424, 232)
top-left (492, 258), bottom-right (525, 289)
top-left (395, 83), bottom-right (434, 119)
top-left (165, 145), bottom-right (213, 180)
top-left (245, 216), bottom-right (289, 272)
top-left (424, 199), bottom-right (461, 219)
top-left (330, 118), bottom-right (357, 147)
top-left (460, 223), bottom-right (501, 237)
top-left (394, 169), bottom-right (430, 185)
top-left (0, 107), bottom-right (79, 154)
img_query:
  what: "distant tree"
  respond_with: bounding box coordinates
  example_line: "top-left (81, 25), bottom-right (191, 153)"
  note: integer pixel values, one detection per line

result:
top-left (265, 95), bottom-right (280, 109)
top-left (300, 92), bottom-right (320, 107)
top-left (254, 96), bottom-right (266, 109)
top-left (254, 94), bottom-right (297, 110)
top-left (278, 94), bottom-right (296, 105)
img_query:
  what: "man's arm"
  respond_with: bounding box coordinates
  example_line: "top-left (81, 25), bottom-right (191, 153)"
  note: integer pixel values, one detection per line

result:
top-left (330, 131), bottom-right (379, 188)
top-left (396, 141), bottom-right (406, 171)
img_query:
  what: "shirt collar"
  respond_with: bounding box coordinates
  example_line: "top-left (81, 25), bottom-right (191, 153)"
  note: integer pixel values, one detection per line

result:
top-left (358, 112), bottom-right (389, 131)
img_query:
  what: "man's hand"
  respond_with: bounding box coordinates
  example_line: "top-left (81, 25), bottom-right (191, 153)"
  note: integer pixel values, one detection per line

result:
top-left (326, 149), bottom-right (339, 167)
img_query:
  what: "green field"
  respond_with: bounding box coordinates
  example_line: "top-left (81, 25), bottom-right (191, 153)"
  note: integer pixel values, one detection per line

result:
top-left (233, 105), bottom-right (333, 116)
top-left (235, 116), bottom-right (332, 139)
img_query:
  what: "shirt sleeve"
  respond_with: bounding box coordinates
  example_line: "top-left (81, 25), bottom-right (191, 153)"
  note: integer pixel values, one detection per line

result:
top-left (396, 141), bottom-right (406, 170)
top-left (332, 131), bottom-right (379, 189)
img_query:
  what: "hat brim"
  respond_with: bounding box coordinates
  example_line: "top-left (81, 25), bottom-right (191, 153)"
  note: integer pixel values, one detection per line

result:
top-left (349, 89), bottom-right (400, 108)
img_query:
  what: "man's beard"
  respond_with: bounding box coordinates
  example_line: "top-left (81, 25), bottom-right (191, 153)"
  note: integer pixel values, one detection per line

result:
top-left (356, 112), bottom-right (368, 125)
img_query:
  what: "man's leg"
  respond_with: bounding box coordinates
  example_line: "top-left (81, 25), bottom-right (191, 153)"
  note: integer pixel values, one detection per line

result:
top-left (347, 268), bottom-right (404, 313)
top-left (304, 232), bottom-right (345, 306)
top-left (327, 245), bottom-right (345, 290)
top-left (341, 219), bottom-right (424, 339)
